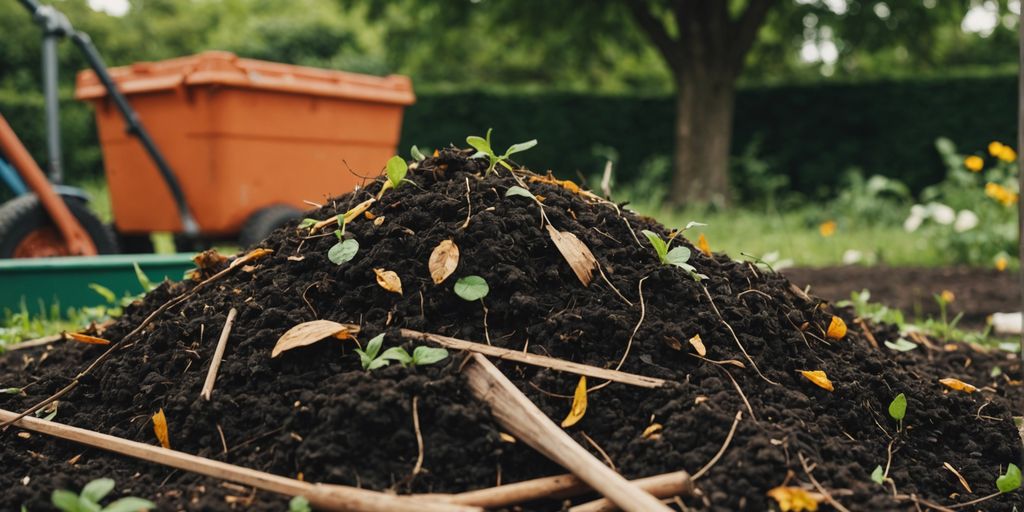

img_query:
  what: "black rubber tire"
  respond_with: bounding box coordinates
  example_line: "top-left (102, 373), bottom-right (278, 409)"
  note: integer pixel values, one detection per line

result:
top-left (238, 204), bottom-right (302, 248)
top-left (116, 232), bottom-right (155, 254)
top-left (0, 194), bottom-right (119, 258)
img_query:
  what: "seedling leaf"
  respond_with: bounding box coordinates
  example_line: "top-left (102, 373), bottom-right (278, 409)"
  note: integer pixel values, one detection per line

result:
top-left (997, 463), bottom-right (1021, 493)
top-left (665, 246), bottom-right (692, 268)
top-left (367, 357), bottom-right (390, 371)
top-left (272, 320), bottom-right (352, 358)
top-left (51, 489), bottom-right (79, 512)
top-left (2, 387), bottom-right (21, 394)
top-left (365, 334), bottom-right (385, 360)
top-left (560, 376), bottom-right (588, 428)
top-left (428, 240), bottom-right (460, 285)
top-left (103, 497), bottom-right (157, 512)
top-left (871, 465), bottom-right (885, 484)
top-left (328, 239), bottom-right (359, 265)
top-left (683, 221), bottom-right (708, 231)
top-left (89, 283), bottom-right (117, 304)
top-left (412, 346), bottom-right (449, 366)
top-left (379, 346), bottom-right (413, 365)
top-left (386, 155), bottom-right (408, 189)
top-left (505, 186), bottom-right (535, 199)
top-left (410, 145), bottom-right (426, 161)
top-left (133, 262), bottom-right (155, 292)
top-left (884, 338), bottom-right (918, 352)
top-left (466, 135), bottom-right (492, 156)
top-left (298, 218), bottom-right (317, 229)
top-left (505, 139), bottom-right (538, 156)
top-left (888, 393), bottom-right (907, 421)
top-left (81, 478), bottom-right (115, 503)
top-left (641, 230), bottom-right (669, 262)
top-left (454, 275), bottom-right (489, 301)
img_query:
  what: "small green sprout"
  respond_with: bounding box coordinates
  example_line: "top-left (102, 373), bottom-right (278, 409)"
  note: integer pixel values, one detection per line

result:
top-left (51, 478), bottom-right (155, 512)
top-left (505, 186), bottom-right (535, 199)
top-left (386, 155), bottom-right (409, 190)
top-left (355, 334), bottom-right (449, 371)
top-left (132, 262), bottom-right (155, 293)
top-left (888, 393), bottom-right (907, 431)
top-left (870, 465), bottom-right (885, 484)
top-left (2, 387), bottom-right (22, 394)
top-left (454, 275), bottom-right (489, 301)
top-left (466, 129), bottom-right (537, 174)
top-left (997, 463), bottom-right (1022, 493)
top-left (89, 283), bottom-right (117, 304)
top-left (297, 218), bottom-right (318, 230)
top-left (328, 220), bottom-right (359, 266)
top-left (410, 145), bottom-right (427, 161)
top-left (641, 230), bottom-right (704, 280)
top-left (289, 496), bottom-right (312, 512)
top-left (884, 338), bottom-right (918, 352)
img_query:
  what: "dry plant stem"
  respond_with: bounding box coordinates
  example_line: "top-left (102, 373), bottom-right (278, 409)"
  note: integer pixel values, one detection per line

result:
top-left (6, 333), bottom-right (65, 351)
top-left (200, 307), bottom-right (238, 401)
top-left (945, 492), bottom-right (1002, 510)
top-left (798, 452), bottom-right (852, 512)
top-left (699, 284), bottom-right (779, 386)
top-left (480, 300), bottom-right (492, 345)
top-left (597, 264), bottom-right (633, 306)
top-left (389, 327), bottom-right (665, 388)
top-left (461, 354), bottom-right (672, 512)
top-left (696, 355), bottom-right (757, 421)
top-left (567, 472), bottom-right (694, 512)
top-left (691, 410), bottom-right (743, 480)
top-left (580, 431), bottom-right (616, 470)
top-left (895, 494), bottom-right (956, 512)
top-left (592, 276), bottom-right (647, 392)
top-left (0, 255), bottom-right (260, 430)
top-left (439, 471), bottom-right (690, 508)
top-left (0, 409), bottom-right (478, 512)
top-left (411, 396), bottom-right (424, 477)
top-left (460, 177), bottom-right (472, 229)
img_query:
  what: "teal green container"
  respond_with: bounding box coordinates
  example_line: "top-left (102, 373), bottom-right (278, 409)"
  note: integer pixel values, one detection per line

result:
top-left (0, 254), bottom-right (196, 314)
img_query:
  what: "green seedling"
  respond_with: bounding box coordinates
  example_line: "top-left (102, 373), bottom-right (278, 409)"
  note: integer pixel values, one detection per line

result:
top-left (454, 275), bottom-right (489, 301)
top-left (297, 218), bottom-right (318, 230)
top-left (997, 463), bottom-right (1021, 493)
top-left (641, 230), bottom-right (705, 281)
top-left (289, 496), bottom-right (312, 512)
top-left (2, 387), bottom-right (22, 394)
top-left (51, 478), bottom-right (155, 512)
top-left (355, 333), bottom-right (449, 371)
top-left (871, 465), bottom-right (885, 485)
top-left (132, 263), bottom-right (155, 293)
top-left (888, 393), bottom-right (907, 431)
top-left (884, 338), bottom-right (918, 352)
top-left (386, 155), bottom-right (409, 190)
top-left (466, 129), bottom-right (537, 175)
top-left (328, 219), bottom-right (359, 265)
top-left (410, 145), bottom-right (427, 161)
top-left (505, 186), bottom-right (535, 199)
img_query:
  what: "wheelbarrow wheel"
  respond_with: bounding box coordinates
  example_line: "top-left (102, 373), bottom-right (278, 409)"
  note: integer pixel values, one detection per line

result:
top-left (239, 205), bottom-right (302, 248)
top-left (0, 194), bottom-right (118, 258)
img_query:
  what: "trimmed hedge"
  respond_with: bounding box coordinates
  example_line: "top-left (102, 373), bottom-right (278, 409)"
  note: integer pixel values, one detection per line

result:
top-left (1, 74), bottom-right (1017, 197)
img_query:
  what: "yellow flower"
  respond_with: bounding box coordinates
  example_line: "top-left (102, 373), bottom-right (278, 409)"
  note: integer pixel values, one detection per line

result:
top-left (989, 141), bottom-right (1006, 157)
top-left (985, 182), bottom-right (1019, 207)
top-left (996, 255), bottom-right (1008, 272)
top-left (998, 146), bottom-right (1017, 163)
top-left (818, 220), bottom-right (837, 237)
top-left (940, 290), bottom-right (955, 303)
top-left (964, 155), bottom-right (984, 172)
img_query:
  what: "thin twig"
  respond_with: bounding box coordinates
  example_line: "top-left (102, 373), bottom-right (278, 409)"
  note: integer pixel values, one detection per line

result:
top-left (591, 277), bottom-right (648, 392)
top-left (201, 308), bottom-right (238, 401)
top-left (216, 423), bottom-right (229, 455)
top-left (411, 396), bottom-right (424, 477)
top-left (460, 177), bottom-right (472, 229)
top-left (945, 492), bottom-right (1002, 510)
top-left (481, 300), bottom-right (492, 346)
top-left (597, 264), bottom-right (633, 306)
top-left (699, 284), bottom-right (779, 386)
top-left (691, 410), bottom-right (742, 480)
top-left (579, 431), bottom-right (616, 470)
top-left (798, 452), bottom-right (852, 512)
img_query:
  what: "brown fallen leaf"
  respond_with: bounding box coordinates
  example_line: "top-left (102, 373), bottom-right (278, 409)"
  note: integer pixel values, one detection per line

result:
top-left (193, 249), bottom-right (228, 271)
top-left (688, 334), bottom-right (706, 356)
top-left (939, 377), bottom-right (977, 393)
top-left (800, 370), bottom-right (834, 392)
top-left (152, 409), bottom-right (171, 449)
top-left (272, 320), bottom-right (353, 358)
top-left (374, 268), bottom-right (403, 295)
top-left (826, 315), bottom-right (847, 340)
top-left (561, 376), bottom-right (588, 428)
top-left (642, 422), bottom-right (663, 440)
top-left (546, 224), bottom-right (597, 286)
top-left (64, 332), bottom-right (110, 345)
top-left (373, 216), bottom-right (385, 227)
top-left (428, 240), bottom-right (460, 285)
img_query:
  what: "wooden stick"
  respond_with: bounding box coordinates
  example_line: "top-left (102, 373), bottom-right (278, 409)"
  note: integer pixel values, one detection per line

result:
top-left (0, 408), bottom-right (479, 512)
top-left (568, 472), bottom-right (693, 511)
top-left (393, 327), bottom-right (665, 389)
top-left (5, 333), bottom-right (63, 351)
top-left (434, 470), bottom-right (691, 508)
top-left (461, 353), bottom-right (672, 512)
top-left (200, 307), bottom-right (238, 401)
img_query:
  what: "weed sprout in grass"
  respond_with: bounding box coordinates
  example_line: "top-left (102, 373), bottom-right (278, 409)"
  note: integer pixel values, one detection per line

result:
top-left (51, 478), bottom-right (154, 512)
top-left (466, 129), bottom-right (538, 175)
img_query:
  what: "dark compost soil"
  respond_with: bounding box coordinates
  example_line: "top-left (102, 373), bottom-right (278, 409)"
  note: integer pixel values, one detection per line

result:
top-left (2, 150), bottom-right (1022, 511)
top-left (785, 266), bottom-right (1020, 330)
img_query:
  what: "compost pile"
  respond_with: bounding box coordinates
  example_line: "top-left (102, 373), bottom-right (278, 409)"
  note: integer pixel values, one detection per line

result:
top-left (2, 149), bottom-right (1022, 511)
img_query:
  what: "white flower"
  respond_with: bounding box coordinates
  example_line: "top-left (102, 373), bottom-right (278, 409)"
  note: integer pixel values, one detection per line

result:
top-left (929, 203), bottom-right (956, 225)
top-left (953, 209), bottom-right (979, 232)
top-left (903, 212), bottom-right (925, 232)
top-left (842, 249), bottom-right (863, 264)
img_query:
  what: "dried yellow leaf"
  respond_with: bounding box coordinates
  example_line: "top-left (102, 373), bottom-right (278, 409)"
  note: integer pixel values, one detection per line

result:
top-left (374, 268), bottom-right (403, 295)
top-left (939, 378), bottom-right (977, 393)
top-left (560, 376), bottom-right (588, 428)
top-left (152, 408), bottom-right (170, 449)
top-left (498, 432), bottom-right (516, 443)
top-left (826, 316), bottom-right (847, 340)
top-left (688, 334), bottom-right (706, 356)
top-left (229, 248), bottom-right (274, 269)
top-left (64, 332), bottom-right (111, 345)
top-left (767, 486), bottom-right (820, 512)
top-left (800, 370), bottom-right (834, 392)
top-left (428, 240), bottom-right (460, 285)
top-left (697, 233), bottom-right (711, 257)
top-left (364, 211), bottom-right (376, 220)
top-left (272, 320), bottom-right (353, 358)
top-left (642, 423), bottom-right (663, 439)
top-left (546, 224), bottom-right (597, 286)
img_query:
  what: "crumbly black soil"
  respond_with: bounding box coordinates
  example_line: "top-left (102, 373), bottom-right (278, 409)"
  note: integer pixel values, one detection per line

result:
top-left (2, 150), bottom-right (1022, 511)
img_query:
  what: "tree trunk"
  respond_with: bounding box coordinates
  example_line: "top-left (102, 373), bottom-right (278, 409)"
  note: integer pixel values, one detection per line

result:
top-left (668, 70), bottom-right (736, 207)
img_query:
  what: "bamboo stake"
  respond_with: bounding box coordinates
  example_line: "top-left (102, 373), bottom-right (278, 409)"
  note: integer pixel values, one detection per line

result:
top-left (0, 408), bottom-right (479, 512)
top-left (461, 353), bottom-right (672, 512)
top-left (434, 470), bottom-right (691, 508)
top-left (393, 327), bottom-right (666, 389)
top-left (200, 307), bottom-right (238, 401)
top-left (568, 472), bottom-right (692, 511)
